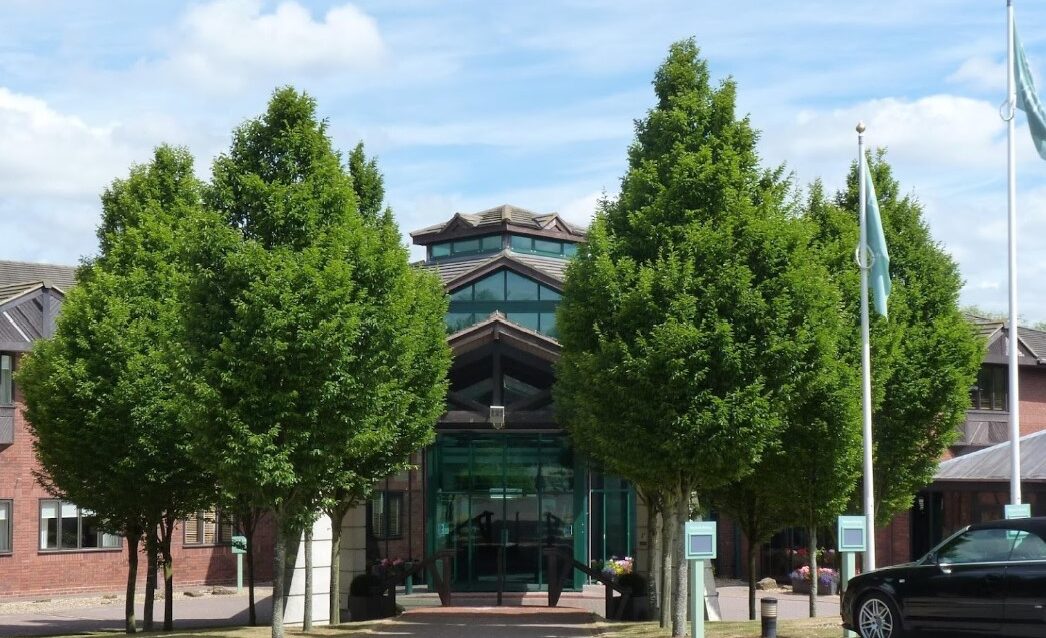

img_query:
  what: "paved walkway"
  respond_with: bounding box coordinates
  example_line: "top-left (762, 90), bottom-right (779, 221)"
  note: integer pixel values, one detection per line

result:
top-left (0, 584), bottom-right (840, 636)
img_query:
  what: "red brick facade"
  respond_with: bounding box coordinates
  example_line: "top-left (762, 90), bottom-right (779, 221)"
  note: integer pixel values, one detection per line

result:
top-left (0, 356), bottom-right (274, 599)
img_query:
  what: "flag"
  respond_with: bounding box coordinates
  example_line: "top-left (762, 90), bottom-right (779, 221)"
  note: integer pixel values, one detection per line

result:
top-left (1015, 28), bottom-right (1046, 160)
top-left (863, 163), bottom-right (890, 317)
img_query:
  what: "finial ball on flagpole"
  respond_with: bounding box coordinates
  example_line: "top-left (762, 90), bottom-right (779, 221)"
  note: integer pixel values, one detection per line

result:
top-left (856, 121), bottom-right (866, 134)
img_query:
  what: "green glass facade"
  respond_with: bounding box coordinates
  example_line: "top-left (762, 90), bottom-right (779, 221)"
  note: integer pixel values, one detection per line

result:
top-left (446, 269), bottom-right (560, 336)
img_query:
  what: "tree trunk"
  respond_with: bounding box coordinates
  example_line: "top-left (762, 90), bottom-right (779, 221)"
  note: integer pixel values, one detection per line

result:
top-left (161, 517), bottom-right (175, 631)
top-left (808, 524), bottom-right (817, 619)
top-left (124, 528), bottom-right (140, 634)
top-left (748, 540), bottom-right (758, 621)
top-left (271, 521), bottom-right (286, 638)
top-left (144, 530), bottom-right (157, 631)
top-left (244, 511), bottom-right (257, 626)
top-left (329, 503), bottom-right (349, 624)
top-left (646, 500), bottom-right (660, 622)
top-left (303, 524), bottom-right (313, 630)
top-left (659, 491), bottom-right (675, 629)
top-left (671, 483), bottom-right (689, 638)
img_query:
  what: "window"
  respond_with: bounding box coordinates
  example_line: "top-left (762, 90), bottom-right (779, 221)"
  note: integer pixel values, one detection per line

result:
top-left (937, 528), bottom-right (1014, 564)
top-left (446, 269), bottom-right (562, 336)
top-left (429, 235), bottom-right (502, 260)
top-left (0, 500), bottom-right (10, 553)
top-left (1, 354), bottom-right (12, 405)
top-left (39, 500), bottom-right (120, 550)
top-left (370, 492), bottom-right (403, 539)
top-left (184, 509), bottom-right (234, 546)
top-left (1009, 531), bottom-right (1046, 561)
top-left (508, 235), bottom-right (578, 259)
top-left (970, 366), bottom-right (1008, 411)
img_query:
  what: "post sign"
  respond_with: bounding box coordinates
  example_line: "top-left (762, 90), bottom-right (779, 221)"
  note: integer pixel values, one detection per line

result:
top-left (684, 521), bottom-right (717, 560)
top-left (1005, 504), bottom-right (1032, 520)
top-left (837, 516), bottom-right (867, 553)
top-left (231, 535), bottom-right (247, 555)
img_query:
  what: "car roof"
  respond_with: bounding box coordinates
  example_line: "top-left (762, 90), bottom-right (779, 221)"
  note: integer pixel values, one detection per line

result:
top-left (969, 516), bottom-right (1046, 535)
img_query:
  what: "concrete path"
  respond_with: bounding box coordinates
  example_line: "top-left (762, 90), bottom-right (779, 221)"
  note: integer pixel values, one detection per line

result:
top-left (0, 589), bottom-right (273, 637)
top-left (371, 608), bottom-right (598, 638)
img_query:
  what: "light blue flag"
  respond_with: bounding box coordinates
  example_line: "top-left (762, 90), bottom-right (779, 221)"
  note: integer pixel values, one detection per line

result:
top-left (1015, 28), bottom-right (1046, 160)
top-left (864, 165), bottom-right (890, 317)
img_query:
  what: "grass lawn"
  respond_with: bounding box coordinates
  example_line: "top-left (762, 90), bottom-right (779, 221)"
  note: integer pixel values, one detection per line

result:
top-left (602, 618), bottom-right (844, 638)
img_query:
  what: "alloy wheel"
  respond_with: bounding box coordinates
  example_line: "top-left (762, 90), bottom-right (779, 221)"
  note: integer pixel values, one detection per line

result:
top-left (858, 596), bottom-right (895, 638)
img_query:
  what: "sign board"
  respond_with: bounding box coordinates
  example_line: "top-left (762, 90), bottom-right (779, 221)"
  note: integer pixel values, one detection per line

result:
top-left (231, 535), bottom-right (247, 555)
top-left (1005, 503), bottom-right (1032, 520)
top-left (684, 521), bottom-right (717, 560)
top-left (837, 516), bottom-right (867, 553)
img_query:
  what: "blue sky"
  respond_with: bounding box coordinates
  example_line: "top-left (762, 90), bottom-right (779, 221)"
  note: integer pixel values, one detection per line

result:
top-left (3, 1), bottom-right (1046, 319)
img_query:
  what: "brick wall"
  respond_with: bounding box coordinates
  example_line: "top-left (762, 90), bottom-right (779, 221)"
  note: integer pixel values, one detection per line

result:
top-left (0, 360), bottom-right (274, 600)
top-left (1019, 367), bottom-right (1046, 436)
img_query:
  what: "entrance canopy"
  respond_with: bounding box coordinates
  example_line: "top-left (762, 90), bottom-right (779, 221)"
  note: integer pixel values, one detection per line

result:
top-left (934, 430), bottom-right (1046, 483)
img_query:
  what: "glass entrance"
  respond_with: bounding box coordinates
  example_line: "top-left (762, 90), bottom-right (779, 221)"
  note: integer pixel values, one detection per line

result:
top-left (431, 433), bottom-right (578, 591)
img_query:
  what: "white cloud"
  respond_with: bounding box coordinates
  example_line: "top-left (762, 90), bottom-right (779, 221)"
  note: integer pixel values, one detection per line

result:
top-left (168, 0), bottom-right (385, 93)
top-left (947, 55), bottom-right (1007, 93)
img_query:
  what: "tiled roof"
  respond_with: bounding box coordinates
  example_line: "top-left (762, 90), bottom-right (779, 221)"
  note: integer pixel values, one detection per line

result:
top-left (411, 204), bottom-right (586, 239)
top-left (421, 249), bottom-right (570, 287)
top-left (935, 429), bottom-right (1046, 482)
top-left (0, 260), bottom-right (77, 292)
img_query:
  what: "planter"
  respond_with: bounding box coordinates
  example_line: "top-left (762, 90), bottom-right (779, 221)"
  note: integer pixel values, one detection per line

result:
top-left (347, 594), bottom-right (395, 621)
top-left (610, 595), bottom-right (650, 621)
top-left (790, 578), bottom-right (838, 596)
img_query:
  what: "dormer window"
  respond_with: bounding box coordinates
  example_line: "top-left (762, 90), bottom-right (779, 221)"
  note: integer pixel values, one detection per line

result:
top-left (510, 235), bottom-right (577, 259)
top-left (430, 234), bottom-right (503, 260)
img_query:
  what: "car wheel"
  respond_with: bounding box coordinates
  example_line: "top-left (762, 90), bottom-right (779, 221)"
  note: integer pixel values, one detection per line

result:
top-left (856, 592), bottom-right (903, 638)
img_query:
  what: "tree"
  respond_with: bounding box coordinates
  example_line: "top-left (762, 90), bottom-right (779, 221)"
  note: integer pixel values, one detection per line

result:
top-left (555, 40), bottom-right (853, 637)
top-left (181, 87), bottom-right (450, 638)
top-left (18, 146), bottom-right (215, 633)
top-left (807, 152), bottom-right (985, 526)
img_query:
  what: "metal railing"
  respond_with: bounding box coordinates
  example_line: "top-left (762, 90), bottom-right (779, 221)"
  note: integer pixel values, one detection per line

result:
top-left (543, 546), bottom-right (634, 620)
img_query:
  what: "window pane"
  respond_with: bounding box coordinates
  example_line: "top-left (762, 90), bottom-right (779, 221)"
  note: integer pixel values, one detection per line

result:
top-left (452, 238), bottom-right (480, 254)
top-left (101, 533), bottom-right (121, 548)
top-left (388, 494), bottom-right (402, 538)
top-left (60, 502), bottom-right (78, 549)
top-left (540, 313), bottom-right (557, 338)
top-left (939, 529), bottom-right (1013, 564)
top-left (40, 501), bottom-right (58, 549)
top-left (539, 286), bottom-right (561, 301)
top-left (431, 243), bottom-right (451, 258)
top-left (450, 286), bottom-right (473, 301)
top-left (202, 511), bottom-right (217, 544)
top-left (506, 272), bottom-right (539, 301)
top-left (473, 272), bottom-right (505, 301)
top-left (481, 235), bottom-right (502, 251)
top-left (0, 501), bottom-right (10, 553)
top-left (219, 514), bottom-right (234, 543)
top-left (80, 510), bottom-right (101, 548)
top-left (507, 312), bottom-right (539, 331)
top-left (564, 243), bottom-right (578, 257)
top-left (459, 377), bottom-right (494, 405)
top-left (184, 514), bottom-right (201, 545)
top-left (533, 239), bottom-right (562, 255)
top-left (0, 355), bottom-right (11, 405)
top-left (510, 235), bottom-right (532, 251)
top-left (994, 367), bottom-right (1007, 411)
top-left (445, 312), bottom-right (475, 333)
top-left (1011, 531), bottom-right (1046, 561)
top-left (371, 495), bottom-right (385, 538)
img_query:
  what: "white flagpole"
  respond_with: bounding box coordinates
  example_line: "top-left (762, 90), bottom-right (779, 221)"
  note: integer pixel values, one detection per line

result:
top-left (1007, 0), bottom-right (1022, 506)
top-left (857, 121), bottom-right (876, 571)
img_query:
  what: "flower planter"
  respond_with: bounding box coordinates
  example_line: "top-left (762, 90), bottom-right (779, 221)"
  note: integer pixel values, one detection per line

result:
top-left (347, 593), bottom-right (395, 621)
top-left (790, 578), bottom-right (838, 596)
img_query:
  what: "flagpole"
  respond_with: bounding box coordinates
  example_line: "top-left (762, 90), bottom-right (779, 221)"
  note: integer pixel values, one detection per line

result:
top-left (1007, 0), bottom-right (1022, 506)
top-left (857, 121), bottom-right (876, 571)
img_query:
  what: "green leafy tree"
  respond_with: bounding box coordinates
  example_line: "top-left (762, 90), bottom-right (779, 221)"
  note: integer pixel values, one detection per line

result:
top-left (18, 146), bottom-right (215, 633)
top-left (806, 152), bottom-right (985, 526)
top-left (555, 40), bottom-right (854, 637)
top-left (181, 88), bottom-right (449, 638)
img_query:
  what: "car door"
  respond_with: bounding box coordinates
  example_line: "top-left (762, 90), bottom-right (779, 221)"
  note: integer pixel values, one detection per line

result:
top-left (901, 528), bottom-right (1008, 634)
top-left (1002, 530), bottom-right (1046, 637)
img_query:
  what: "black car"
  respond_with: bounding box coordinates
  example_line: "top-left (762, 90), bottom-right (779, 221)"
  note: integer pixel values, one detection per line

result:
top-left (841, 516), bottom-right (1046, 638)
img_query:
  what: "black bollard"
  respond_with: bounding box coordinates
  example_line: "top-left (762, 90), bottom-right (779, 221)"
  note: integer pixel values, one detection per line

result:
top-left (761, 597), bottom-right (778, 638)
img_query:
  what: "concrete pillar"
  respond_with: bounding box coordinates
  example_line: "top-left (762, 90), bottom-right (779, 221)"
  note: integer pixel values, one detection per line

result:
top-left (284, 515), bottom-right (333, 626)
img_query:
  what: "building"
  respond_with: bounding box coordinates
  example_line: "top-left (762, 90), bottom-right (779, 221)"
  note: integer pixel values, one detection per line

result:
top-left (336, 205), bottom-right (639, 598)
top-left (0, 260), bottom-right (273, 599)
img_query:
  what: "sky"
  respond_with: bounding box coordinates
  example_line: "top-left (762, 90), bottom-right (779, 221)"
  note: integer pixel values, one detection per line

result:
top-left (2, 0), bottom-right (1046, 320)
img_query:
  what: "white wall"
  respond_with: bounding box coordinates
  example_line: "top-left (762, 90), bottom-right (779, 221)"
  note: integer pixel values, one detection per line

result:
top-left (339, 505), bottom-right (368, 611)
top-left (283, 514), bottom-right (332, 626)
